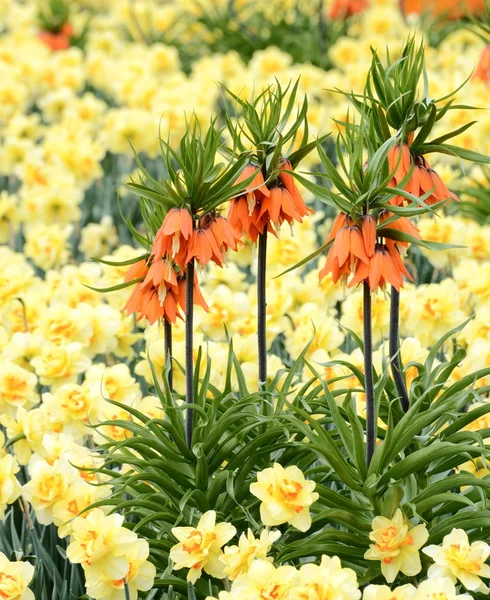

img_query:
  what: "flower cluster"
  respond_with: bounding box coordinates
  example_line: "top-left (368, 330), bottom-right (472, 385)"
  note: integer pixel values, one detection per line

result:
top-left (66, 508), bottom-right (156, 600)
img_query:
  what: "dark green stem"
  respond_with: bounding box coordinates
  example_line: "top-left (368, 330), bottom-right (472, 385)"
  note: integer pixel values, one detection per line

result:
top-left (185, 260), bottom-right (194, 448)
top-left (389, 286), bottom-right (410, 413)
top-left (164, 318), bottom-right (173, 392)
top-left (257, 231), bottom-right (268, 390)
top-left (363, 281), bottom-right (375, 466)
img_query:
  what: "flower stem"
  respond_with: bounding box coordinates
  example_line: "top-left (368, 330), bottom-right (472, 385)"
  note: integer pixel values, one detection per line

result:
top-left (164, 318), bottom-right (173, 392)
top-left (257, 231), bottom-right (268, 390)
top-left (185, 260), bottom-right (194, 448)
top-left (389, 286), bottom-right (410, 413)
top-left (363, 281), bottom-right (376, 466)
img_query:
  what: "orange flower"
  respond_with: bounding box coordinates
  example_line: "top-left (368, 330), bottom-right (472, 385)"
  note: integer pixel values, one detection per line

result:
top-left (152, 207), bottom-right (194, 268)
top-left (228, 166), bottom-right (271, 242)
top-left (278, 159), bottom-right (313, 220)
top-left (319, 216), bottom-right (369, 285)
top-left (320, 213), bottom-right (414, 291)
top-left (329, 0), bottom-right (369, 18)
top-left (379, 211), bottom-right (422, 254)
top-left (349, 245), bottom-right (411, 292)
top-left (229, 160), bottom-right (312, 241)
top-left (202, 214), bottom-right (241, 254)
top-left (387, 144), bottom-right (458, 207)
top-left (362, 215), bottom-right (376, 258)
top-left (123, 259), bottom-right (208, 325)
top-left (38, 31), bottom-right (71, 51)
top-left (474, 45), bottom-right (490, 84)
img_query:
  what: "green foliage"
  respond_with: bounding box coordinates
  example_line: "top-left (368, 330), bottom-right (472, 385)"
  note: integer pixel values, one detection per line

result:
top-left (125, 116), bottom-right (252, 237)
top-left (456, 167), bottom-right (490, 223)
top-left (38, 0), bottom-right (70, 33)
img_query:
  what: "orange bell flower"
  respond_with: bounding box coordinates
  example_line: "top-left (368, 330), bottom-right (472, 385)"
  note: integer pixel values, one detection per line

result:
top-left (279, 158), bottom-right (314, 220)
top-left (38, 30), bottom-right (71, 51)
top-left (379, 211), bottom-right (422, 254)
top-left (152, 207), bottom-right (194, 267)
top-left (329, 0), bottom-right (369, 18)
top-left (387, 144), bottom-right (458, 207)
top-left (203, 214), bottom-right (242, 253)
top-left (362, 214), bottom-right (376, 258)
top-left (319, 215), bottom-right (370, 285)
top-left (349, 245), bottom-right (411, 292)
top-left (228, 165), bottom-right (271, 241)
top-left (474, 45), bottom-right (490, 84)
top-left (123, 258), bottom-right (209, 325)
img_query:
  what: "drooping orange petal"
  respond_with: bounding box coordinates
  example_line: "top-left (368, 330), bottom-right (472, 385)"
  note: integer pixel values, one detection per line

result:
top-left (267, 188), bottom-right (283, 224)
top-left (350, 227), bottom-right (369, 264)
top-left (236, 165), bottom-right (270, 197)
top-left (124, 259), bottom-right (149, 283)
top-left (348, 260), bottom-right (370, 288)
top-left (361, 215), bottom-right (376, 258)
top-left (389, 247), bottom-right (414, 282)
top-left (381, 251), bottom-right (402, 291)
top-left (334, 227), bottom-right (350, 267)
top-left (279, 188), bottom-right (302, 222)
top-left (328, 213), bottom-right (348, 241)
top-left (368, 250), bottom-right (384, 291)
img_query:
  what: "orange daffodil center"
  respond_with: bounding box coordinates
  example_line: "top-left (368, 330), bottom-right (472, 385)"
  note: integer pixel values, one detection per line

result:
top-left (365, 509), bottom-right (429, 583)
top-left (250, 463), bottom-right (319, 532)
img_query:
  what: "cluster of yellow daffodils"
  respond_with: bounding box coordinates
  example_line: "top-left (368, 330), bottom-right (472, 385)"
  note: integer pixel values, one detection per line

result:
top-left (204, 555), bottom-right (360, 600)
top-left (66, 508), bottom-right (156, 600)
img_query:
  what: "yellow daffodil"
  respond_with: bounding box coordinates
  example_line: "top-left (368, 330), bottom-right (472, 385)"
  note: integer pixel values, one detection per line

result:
top-left (221, 529), bottom-right (281, 581)
top-left (290, 555), bottom-right (361, 600)
top-left (0, 454), bottom-right (22, 519)
top-left (231, 559), bottom-right (297, 600)
top-left (423, 529), bottom-right (490, 594)
top-left (363, 583), bottom-right (416, 599)
top-left (415, 577), bottom-right (472, 600)
top-left (84, 538), bottom-right (156, 600)
top-left (0, 552), bottom-right (35, 600)
top-left (364, 509), bottom-right (429, 582)
top-left (170, 510), bottom-right (236, 583)
top-left (250, 463), bottom-right (319, 532)
top-left (66, 508), bottom-right (139, 580)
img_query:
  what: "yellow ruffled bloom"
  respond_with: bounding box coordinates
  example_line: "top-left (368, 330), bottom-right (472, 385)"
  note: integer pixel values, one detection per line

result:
top-left (22, 457), bottom-right (77, 526)
top-left (220, 528), bottom-right (281, 581)
top-left (364, 509), bottom-right (429, 583)
top-left (84, 538), bottom-right (156, 600)
top-left (231, 559), bottom-right (297, 600)
top-left (66, 508), bottom-right (140, 581)
top-left (170, 510), bottom-right (236, 584)
top-left (415, 577), bottom-right (472, 600)
top-left (290, 555), bottom-right (361, 600)
top-left (423, 528), bottom-right (490, 594)
top-left (0, 454), bottom-right (22, 519)
top-left (250, 463), bottom-right (319, 532)
top-left (362, 583), bottom-right (416, 599)
top-left (0, 552), bottom-right (35, 600)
